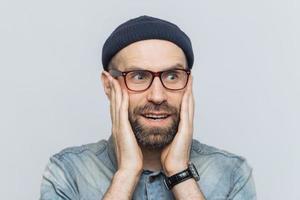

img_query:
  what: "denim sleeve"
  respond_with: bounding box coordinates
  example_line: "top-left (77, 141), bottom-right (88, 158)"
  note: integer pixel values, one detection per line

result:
top-left (40, 156), bottom-right (79, 200)
top-left (227, 159), bottom-right (257, 200)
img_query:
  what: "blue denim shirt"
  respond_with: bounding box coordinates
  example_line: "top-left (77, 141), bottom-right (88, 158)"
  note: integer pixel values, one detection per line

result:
top-left (40, 136), bottom-right (256, 200)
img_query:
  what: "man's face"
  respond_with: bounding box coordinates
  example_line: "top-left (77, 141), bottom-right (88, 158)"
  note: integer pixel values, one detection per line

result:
top-left (109, 39), bottom-right (188, 150)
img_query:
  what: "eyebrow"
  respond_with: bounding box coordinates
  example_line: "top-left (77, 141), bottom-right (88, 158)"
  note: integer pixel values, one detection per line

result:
top-left (124, 63), bottom-right (186, 71)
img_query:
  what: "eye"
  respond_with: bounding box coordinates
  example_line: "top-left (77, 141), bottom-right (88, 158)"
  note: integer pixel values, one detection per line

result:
top-left (165, 71), bottom-right (179, 81)
top-left (135, 73), bottom-right (145, 80)
top-left (127, 71), bottom-right (151, 82)
top-left (133, 72), bottom-right (146, 80)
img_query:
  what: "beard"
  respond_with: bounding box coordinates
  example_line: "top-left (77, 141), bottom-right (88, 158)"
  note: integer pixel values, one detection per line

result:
top-left (128, 102), bottom-right (180, 150)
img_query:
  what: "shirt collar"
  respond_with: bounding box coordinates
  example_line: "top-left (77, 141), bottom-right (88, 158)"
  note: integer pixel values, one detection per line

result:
top-left (107, 135), bottom-right (163, 175)
top-left (106, 135), bottom-right (202, 173)
top-left (107, 135), bottom-right (118, 171)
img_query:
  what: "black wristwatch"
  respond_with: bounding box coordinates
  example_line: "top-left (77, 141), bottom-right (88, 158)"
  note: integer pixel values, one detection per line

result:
top-left (163, 162), bottom-right (200, 190)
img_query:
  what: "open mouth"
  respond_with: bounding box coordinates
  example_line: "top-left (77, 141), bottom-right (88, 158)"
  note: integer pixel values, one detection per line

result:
top-left (141, 113), bottom-right (171, 120)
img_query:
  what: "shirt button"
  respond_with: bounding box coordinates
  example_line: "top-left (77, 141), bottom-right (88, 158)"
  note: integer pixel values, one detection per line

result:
top-left (148, 176), bottom-right (155, 183)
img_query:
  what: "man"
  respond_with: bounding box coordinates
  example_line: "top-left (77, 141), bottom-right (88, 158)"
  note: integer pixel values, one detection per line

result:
top-left (40, 16), bottom-right (256, 200)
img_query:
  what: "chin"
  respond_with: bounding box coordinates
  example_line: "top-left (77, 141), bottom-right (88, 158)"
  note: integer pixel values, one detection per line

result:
top-left (139, 134), bottom-right (173, 150)
top-left (129, 106), bottom-right (180, 149)
top-left (131, 120), bottom-right (178, 150)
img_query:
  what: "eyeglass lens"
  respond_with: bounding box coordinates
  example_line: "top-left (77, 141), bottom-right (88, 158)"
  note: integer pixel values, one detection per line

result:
top-left (125, 69), bottom-right (188, 91)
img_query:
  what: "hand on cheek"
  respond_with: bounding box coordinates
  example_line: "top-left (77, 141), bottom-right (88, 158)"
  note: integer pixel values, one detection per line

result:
top-left (161, 76), bottom-right (194, 176)
top-left (103, 71), bottom-right (143, 174)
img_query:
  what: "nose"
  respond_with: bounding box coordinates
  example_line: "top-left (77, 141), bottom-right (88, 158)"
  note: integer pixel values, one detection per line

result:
top-left (146, 77), bottom-right (167, 104)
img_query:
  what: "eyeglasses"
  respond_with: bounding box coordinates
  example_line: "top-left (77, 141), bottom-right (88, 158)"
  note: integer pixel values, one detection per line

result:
top-left (109, 68), bottom-right (191, 92)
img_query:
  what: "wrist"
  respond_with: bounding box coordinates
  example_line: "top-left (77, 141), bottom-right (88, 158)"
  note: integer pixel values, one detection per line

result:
top-left (103, 169), bottom-right (142, 200)
top-left (175, 187), bottom-right (205, 200)
top-left (171, 179), bottom-right (205, 200)
top-left (164, 162), bottom-right (200, 191)
top-left (118, 161), bottom-right (143, 175)
top-left (116, 168), bottom-right (142, 180)
top-left (164, 163), bottom-right (188, 177)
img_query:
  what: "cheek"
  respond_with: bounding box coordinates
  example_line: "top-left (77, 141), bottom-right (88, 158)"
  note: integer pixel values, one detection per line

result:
top-left (168, 92), bottom-right (183, 109)
top-left (128, 93), bottom-right (144, 112)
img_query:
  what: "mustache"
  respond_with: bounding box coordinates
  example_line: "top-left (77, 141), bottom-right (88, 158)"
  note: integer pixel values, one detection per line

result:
top-left (133, 102), bottom-right (178, 115)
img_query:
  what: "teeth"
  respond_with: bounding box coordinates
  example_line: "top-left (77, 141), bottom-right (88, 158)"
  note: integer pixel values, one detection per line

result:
top-left (145, 114), bottom-right (168, 119)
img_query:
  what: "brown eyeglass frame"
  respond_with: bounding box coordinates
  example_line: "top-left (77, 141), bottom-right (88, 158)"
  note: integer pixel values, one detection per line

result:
top-left (109, 68), bottom-right (191, 92)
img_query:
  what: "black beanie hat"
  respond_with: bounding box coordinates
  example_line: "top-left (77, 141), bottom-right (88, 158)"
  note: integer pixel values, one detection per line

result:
top-left (102, 15), bottom-right (194, 71)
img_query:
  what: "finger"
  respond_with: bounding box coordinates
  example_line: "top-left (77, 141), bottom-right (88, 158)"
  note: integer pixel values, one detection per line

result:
top-left (102, 71), bottom-right (115, 123)
top-left (120, 88), bottom-right (135, 140)
top-left (186, 76), bottom-right (194, 154)
top-left (120, 88), bottom-right (129, 122)
top-left (111, 77), bottom-right (122, 113)
top-left (110, 78), bottom-right (116, 128)
top-left (188, 76), bottom-right (194, 127)
top-left (109, 79), bottom-right (120, 160)
top-left (172, 76), bottom-right (193, 148)
top-left (110, 78), bottom-right (121, 134)
top-left (118, 87), bottom-right (141, 161)
top-left (180, 89), bottom-right (189, 128)
top-left (188, 92), bottom-right (194, 128)
top-left (111, 78), bottom-right (122, 137)
top-left (180, 76), bottom-right (192, 129)
top-left (103, 71), bottom-right (122, 162)
top-left (172, 81), bottom-right (190, 144)
top-left (109, 78), bottom-right (123, 162)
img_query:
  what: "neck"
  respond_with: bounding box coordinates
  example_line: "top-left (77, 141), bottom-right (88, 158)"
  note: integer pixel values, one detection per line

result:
top-left (141, 147), bottom-right (163, 172)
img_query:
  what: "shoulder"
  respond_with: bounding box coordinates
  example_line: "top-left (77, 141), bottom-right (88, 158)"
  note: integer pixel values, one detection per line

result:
top-left (52, 139), bottom-right (108, 161)
top-left (190, 140), bottom-right (256, 198)
top-left (191, 139), bottom-right (249, 161)
top-left (41, 140), bottom-right (113, 198)
top-left (190, 139), bottom-right (253, 177)
top-left (192, 138), bottom-right (241, 154)
top-left (47, 139), bottom-right (111, 176)
top-left (43, 139), bottom-right (113, 185)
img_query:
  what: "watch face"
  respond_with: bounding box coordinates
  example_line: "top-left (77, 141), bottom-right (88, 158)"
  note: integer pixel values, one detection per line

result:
top-left (189, 163), bottom-right (200, 181)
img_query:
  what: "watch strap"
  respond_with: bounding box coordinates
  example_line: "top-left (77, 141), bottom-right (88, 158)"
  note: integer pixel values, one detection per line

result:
top-left (163, 168), bottom-right (193, 190)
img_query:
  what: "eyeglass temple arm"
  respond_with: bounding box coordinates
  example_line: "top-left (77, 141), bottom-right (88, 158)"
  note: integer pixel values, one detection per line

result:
top-left (108, 69), bottom-right (123, 78)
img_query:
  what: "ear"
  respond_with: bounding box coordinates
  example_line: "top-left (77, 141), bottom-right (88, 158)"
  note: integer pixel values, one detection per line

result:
top-left (101, 70), bottom-right (112, 100)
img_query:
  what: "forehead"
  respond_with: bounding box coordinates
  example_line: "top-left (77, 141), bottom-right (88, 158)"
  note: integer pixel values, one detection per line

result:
top-left (112, 39), bottom-right (187, 71)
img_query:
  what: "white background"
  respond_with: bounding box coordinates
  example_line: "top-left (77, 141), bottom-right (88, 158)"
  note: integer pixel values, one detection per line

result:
top-left (0, 0), bottom-right (299, 199)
